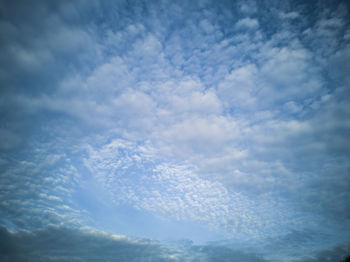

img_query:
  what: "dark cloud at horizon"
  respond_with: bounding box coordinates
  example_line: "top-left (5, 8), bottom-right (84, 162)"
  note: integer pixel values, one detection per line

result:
top-left (0, 226), bottom-right (179, 262)
top-left (0, 226), bottom-right (349, 262)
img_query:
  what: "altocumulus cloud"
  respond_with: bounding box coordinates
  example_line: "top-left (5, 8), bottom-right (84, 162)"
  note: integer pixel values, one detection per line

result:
top-left (1, 0), bottom-right (350, 261)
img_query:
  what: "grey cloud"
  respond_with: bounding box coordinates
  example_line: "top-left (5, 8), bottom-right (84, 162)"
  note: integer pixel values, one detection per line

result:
top-left (1, 225), bottom-right (349, 262)
top-left (0, 226), bottom-right (277, 262)
top-left (0, 226), bottom-right (180, 262)
top-left (262, 229), bottom-right (331, 259)
top-left (190, 245), bottom-right (268, 262)
top-left (0, 0), bottom-right (99, 153)
top-left (0, 0), bottom-right (98, 92)
top-left (295, 242), bottom-right (350, 262)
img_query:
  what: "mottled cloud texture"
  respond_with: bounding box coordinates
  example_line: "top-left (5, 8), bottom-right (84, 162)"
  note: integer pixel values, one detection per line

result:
top-left (0, 0), bottom-right (350, 261)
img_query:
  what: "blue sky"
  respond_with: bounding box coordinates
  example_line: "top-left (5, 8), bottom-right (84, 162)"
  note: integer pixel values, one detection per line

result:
top-left (0, 0), bottom-right (350, 261)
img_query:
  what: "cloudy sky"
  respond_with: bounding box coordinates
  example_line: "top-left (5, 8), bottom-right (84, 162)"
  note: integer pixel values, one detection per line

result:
top-left (1, 0), bottom-right (350, 261)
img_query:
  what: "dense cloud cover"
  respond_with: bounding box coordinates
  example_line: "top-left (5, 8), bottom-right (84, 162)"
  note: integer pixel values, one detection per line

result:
top-left (1, 0), bottom-right (350, 261)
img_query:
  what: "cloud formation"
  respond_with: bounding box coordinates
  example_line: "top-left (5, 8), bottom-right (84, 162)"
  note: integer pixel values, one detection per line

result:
top-left (1, 226), bottom-right (349, 262)
top-left (0, 226), bottom-right (180, 262)
top-left (1, 0), bottom-right (350, 261)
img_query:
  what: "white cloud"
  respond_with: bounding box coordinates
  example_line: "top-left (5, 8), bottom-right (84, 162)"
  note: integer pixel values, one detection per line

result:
top-left (235, 18), bottom-right (259, 30)
top-left (217, 64), bottom-right (258, 109)
top-left (83, 137), bottom-right (314, 241)
top-left (153, 116), bottom-right (241, 157)
top-left (283, 101), bottom-right (303, 114)
top-left (0, 148), bottom-right (85, 230)
top-left (279, 11), bottom-right (299, 20)
top-left (1, 0), bottom-right (350, 258)
top-left (238, 1), bottom-right (257, 15)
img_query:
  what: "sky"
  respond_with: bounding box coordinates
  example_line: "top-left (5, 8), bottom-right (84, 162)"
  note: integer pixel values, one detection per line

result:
top-left (0, 0), bottom-right (350, 261)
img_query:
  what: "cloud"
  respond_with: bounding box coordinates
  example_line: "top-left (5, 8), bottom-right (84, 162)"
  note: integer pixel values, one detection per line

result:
top-left (192, 245), bottom-right (269, 262)
top-left (238, 1), bottom-right (258, 15)
top-left (235, 18), bottom-right (259, 30)
top-left (1, 225), bottom-right (349, 262)
top-left (280, 11), bottom-right (300, 20)
top-left (83, 138), bottom-right (322, 242)
top-left (84, 139), bottom-right (238, 230)
top-left (0, 226), bottom-right (181, 262)
top-left (0, 141), bottom-right (87, 231)
top-left (1, 0), bottom-right (350, 261)
top-left (0, 226), bottom-right (296, 262)
top-left (295, 242), bottom-right (350, 262)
